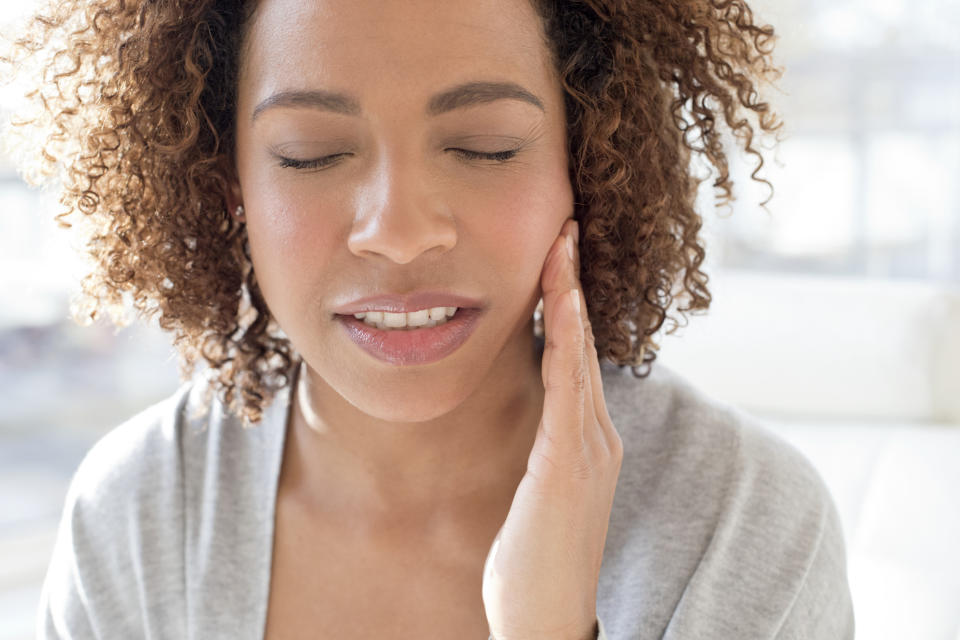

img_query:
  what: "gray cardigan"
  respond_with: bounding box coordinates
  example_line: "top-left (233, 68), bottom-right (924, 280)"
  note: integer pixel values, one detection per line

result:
top-left (37, 355), bottom-right (854, 639)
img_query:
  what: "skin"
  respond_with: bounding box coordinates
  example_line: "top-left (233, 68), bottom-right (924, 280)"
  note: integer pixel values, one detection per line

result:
top-left (231, 0), bottom-right (566, 520)
top-left (228, 0), bottom-right (623, 637)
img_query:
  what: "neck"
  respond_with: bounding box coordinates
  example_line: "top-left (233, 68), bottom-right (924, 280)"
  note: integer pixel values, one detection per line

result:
top-left (279, 329), bottom-right (545, 527)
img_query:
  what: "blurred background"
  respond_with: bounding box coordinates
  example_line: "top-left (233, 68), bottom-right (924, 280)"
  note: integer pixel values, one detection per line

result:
top-left (1, 0), bottom-right (958, 638)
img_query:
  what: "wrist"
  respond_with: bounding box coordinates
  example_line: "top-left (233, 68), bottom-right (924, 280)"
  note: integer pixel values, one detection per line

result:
top-left (488, 619), bottom-right (599, 640)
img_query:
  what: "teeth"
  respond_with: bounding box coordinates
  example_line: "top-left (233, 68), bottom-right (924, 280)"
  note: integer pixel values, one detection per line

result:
top-left (353, 306), bottom-right (458, 330)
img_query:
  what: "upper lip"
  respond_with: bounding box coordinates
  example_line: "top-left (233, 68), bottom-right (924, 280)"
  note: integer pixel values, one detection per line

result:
top-left (333, 290), bottom-right (484, 315)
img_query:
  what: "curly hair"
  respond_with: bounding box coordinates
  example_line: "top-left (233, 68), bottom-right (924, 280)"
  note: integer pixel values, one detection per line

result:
top-left (0, 0), bottom-right (781, 425)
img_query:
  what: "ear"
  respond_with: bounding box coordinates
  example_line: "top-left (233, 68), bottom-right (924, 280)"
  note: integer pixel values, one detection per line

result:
top-left (218, 154), bottom-right (244, 216)
top-left (225, 179), bottom-right (244, 218)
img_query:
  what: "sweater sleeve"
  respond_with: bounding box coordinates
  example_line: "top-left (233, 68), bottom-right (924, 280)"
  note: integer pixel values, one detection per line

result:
top-left (768, 490), bottom-right (855, 639)
top-left (659, 420), bottom-right (855, 639)
top-left (36, 479), bottom-right (118, 640)
top-left (35, 449), bottom-right (138, 640)
top-left (36, 394), bottom-right (188, 640)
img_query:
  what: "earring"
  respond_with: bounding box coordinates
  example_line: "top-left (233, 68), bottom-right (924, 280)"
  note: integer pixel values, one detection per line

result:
top-left (234, 204), bottom-right (245, 219)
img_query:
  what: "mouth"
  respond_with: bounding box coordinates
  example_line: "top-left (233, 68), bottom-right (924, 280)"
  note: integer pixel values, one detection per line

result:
top-left (331, 291), bottom-right (485, 316)
top-left (335, 307), bottom-right (484, 366)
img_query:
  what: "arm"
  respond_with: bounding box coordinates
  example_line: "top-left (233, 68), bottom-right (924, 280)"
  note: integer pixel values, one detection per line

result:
top-left (661, 424), bottom-right (855, 639)
top-left (488, 615), bottom-right (608, 640)
top-left (35, 410), bottom-right (185, 640)
top-left (770, 492), bottom-right (855, 639)
top-left (36, 483), bottom-right (106, 640)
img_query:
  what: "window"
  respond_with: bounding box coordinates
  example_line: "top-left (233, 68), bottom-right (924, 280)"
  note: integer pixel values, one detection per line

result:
top-left (704, 0), bottom-right (960, 282)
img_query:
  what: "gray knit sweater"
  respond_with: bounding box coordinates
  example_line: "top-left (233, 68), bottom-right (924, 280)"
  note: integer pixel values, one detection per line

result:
top-left (37, 355), bottom-right (854, 639)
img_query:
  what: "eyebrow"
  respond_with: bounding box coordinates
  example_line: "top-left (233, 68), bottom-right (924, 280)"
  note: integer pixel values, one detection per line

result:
top-left (251, 81), bottom-right (545, 123)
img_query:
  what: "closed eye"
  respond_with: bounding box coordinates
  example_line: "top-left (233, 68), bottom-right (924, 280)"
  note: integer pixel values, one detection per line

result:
top-left (449, 148), bottom-right (520, 162)
top-left (276, 153), bottom-right (350, 171)
top-left (276, 148), bottom-right (521, 171)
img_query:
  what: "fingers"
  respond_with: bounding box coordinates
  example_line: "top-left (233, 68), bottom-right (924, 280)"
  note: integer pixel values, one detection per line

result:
top-left (539, 218), bottom-right (589, 452)
top-left (569, 223), bottom-right (617, 447)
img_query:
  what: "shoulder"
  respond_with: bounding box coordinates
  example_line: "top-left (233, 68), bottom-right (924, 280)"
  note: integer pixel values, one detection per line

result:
top-left (599, 358), bottom-right (834, 512)
top-left (63, 373), bottom-right (287, 516)
top-left (55, 371), bottom-right (292, 554)
top-left (38, 374), bottom-right (292, 638)
top-left (598, 360), bottom-right (853, 638)
top-left (38, 381), bottom-right (200, 637)
top-left (62, 376), bottom-right (235, 527)
top-left (66, 381), bottom-right (195, 509)
top-left (37, 376), bottom-right (271, 638)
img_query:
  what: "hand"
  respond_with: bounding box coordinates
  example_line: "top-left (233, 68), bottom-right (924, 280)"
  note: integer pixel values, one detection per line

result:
top-left (482, 218), bottom-right (624, 640)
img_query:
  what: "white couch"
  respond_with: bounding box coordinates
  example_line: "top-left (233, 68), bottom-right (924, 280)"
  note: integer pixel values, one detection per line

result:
top-left (658, 268), bottom-right (960, 640)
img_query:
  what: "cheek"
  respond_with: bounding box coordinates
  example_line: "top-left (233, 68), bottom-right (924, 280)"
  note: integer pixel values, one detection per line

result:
top-left (480, 164), bottom-right (573, 278)
top-left (243, 180), bottom-right (337, 298)
top-left (238, 142), bottom-right (337, 247)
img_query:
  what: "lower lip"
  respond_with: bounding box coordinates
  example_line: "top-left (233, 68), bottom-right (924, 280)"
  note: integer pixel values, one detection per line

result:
top-left (335, 309), bottom-right (484, 366)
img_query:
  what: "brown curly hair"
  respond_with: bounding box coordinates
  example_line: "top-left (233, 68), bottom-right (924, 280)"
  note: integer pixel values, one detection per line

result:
top-left (0, 0), bottom-right (781, 425)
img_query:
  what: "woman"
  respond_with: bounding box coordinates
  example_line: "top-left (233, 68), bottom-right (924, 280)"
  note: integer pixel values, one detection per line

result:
top-left (2, 0), bottom-right (854, 638)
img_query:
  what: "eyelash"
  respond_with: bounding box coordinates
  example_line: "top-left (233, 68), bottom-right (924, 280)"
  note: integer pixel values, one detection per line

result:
top-left (451, 148), bottom-right (520, 162)
top-left (278, 154), bottom-right (348, 170)
top-left (276, 148), bottom-right (520, 171)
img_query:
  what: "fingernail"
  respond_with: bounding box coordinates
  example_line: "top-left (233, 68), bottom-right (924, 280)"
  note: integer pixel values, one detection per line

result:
top-left (566, 234), bottom-right (575, 262)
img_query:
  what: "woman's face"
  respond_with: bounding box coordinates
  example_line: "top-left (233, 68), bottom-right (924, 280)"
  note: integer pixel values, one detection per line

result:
top-left (232, 0), bottom-right (573, 421)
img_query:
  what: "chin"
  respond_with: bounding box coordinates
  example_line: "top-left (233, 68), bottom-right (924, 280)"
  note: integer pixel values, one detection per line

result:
top-left (347, 387), bottom-right (469, 424)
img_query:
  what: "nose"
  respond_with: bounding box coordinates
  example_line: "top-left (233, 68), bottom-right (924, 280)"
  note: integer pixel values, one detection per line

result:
top-left (347, 153), bottom-right (457, 264)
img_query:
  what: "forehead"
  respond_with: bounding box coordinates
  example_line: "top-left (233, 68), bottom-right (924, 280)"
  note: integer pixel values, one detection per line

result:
top-left (238, 0), bottom-right (558, 116)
